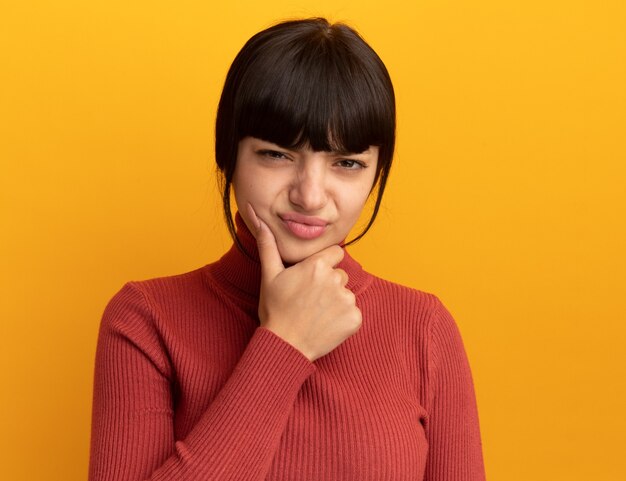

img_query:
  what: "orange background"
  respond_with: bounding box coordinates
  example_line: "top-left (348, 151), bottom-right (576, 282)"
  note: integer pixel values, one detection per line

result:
top-left (2, 1), bottom-right (625, 480)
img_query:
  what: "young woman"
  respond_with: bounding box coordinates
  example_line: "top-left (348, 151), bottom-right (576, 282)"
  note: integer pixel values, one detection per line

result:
top-left (89, 17), bottom-right (486, 481)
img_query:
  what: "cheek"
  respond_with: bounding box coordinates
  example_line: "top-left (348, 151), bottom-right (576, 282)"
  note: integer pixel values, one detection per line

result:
top-left (342, 184), bottom-right (374, 216)
top-left (233, 172), bottom-right (276, 213)
top-left (233, 166), bottom-right (258, 200)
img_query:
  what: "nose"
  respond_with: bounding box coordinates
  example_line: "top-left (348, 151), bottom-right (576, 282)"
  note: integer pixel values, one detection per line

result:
top-left (288, 159), bottom-right (328, 212)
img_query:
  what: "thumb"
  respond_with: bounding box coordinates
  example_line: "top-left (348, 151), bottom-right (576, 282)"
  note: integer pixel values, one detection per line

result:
top-left (246, 203), bottom-right (284, 281)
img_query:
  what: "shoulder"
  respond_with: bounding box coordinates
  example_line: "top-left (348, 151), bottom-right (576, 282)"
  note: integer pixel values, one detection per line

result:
top-left (116, 264), bottom-right (211, 308)
top-left (126, 265), bottom-right (210, 302)
top-left (360, 271), bottom-right (466, 342)
top-left (100, 265), bottom-right (211, 331)
top-left (361, 274), bottom-right (474, 385)
top-left (361, 272), bottom-right (445, 319)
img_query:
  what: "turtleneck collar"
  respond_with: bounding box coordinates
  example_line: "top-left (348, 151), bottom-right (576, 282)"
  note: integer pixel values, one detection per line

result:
top-left (205, 212), bottom-right (372, 305)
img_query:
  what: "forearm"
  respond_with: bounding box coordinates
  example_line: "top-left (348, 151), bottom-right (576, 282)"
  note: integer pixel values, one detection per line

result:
top-left (89, 284), bottom-right (315, 481)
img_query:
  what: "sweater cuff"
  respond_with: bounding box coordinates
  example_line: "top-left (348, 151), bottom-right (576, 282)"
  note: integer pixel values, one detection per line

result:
top-left (240, 327), bottom-right (317, 393)
top-left (204, 325), bottom-right (317, 426)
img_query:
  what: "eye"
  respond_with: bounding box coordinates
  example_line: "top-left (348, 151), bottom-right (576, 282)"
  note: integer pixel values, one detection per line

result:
top-left (257, 149), bottom-right (289, 160)
top-left (335, 159), bottom-right (366, 170)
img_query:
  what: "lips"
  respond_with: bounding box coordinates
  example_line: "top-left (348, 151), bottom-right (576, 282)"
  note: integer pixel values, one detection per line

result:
top-left (279, 212), bottom-right (329, 240)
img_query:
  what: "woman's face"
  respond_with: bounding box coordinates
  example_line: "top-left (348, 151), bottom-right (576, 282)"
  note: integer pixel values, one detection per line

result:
top-left (233, 136), bottom-right (379, 264)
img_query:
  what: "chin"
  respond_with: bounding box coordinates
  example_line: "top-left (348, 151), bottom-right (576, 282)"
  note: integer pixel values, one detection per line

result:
top-left (276, 239), bottom-right (331, 265)
top-left (277, 246), bottom-right (315, 265)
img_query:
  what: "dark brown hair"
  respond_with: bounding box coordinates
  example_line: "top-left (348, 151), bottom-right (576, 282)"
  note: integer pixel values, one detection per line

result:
top-left (215, 18), bottom-right (396, 253)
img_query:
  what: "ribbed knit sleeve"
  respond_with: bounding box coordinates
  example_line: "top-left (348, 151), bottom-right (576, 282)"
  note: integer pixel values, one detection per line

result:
top-left (424, 298), bottom-right (486, 481)
top-left (89, 283), bottom-right (317, 481)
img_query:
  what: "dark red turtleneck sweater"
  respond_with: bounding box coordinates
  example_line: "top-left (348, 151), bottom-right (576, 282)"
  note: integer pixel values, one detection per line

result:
top-left (89, 215), bottom-right (485, 481)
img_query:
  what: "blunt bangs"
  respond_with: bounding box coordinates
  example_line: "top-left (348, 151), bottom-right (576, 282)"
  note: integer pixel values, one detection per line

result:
top-left (234, 26), bottom-right (395, 157)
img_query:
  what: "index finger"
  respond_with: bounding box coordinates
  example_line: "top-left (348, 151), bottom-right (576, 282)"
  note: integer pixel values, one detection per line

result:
top-left (246, 203), bottom-right (285, 280)
top-left (307, 244), bottom-right (345, 268)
